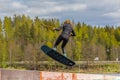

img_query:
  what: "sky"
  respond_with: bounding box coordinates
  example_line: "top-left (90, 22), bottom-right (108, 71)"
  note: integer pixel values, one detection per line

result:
top-left (0, 0), bottom-right (120, 26)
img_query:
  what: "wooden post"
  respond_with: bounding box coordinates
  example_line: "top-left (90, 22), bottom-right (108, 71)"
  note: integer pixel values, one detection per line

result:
top-left (40, 72), bottom-right (42, 80)
top-left (72, 73), bottom-right (77, 80)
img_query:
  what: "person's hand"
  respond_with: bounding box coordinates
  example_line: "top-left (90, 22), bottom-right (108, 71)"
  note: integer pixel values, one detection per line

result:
top-left (52, 27), bottom-right (56, 31)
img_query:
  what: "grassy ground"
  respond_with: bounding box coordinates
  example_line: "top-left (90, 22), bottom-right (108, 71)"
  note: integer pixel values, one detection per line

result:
top-left (1, 61), bottom-right (120, 74)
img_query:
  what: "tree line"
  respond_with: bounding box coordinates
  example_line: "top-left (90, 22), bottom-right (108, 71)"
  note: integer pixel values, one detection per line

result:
top-left (0, 15), bottom-right (120, 68)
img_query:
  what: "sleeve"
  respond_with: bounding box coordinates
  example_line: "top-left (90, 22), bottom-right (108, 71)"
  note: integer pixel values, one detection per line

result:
top-left (71, 29), bottom-right (76, 36)
top-left (54, 25), bottom-right (63, 31)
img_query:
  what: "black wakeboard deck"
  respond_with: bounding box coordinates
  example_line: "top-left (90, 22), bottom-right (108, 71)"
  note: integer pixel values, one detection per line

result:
top-left (41, 45), bottom-right (75, 66)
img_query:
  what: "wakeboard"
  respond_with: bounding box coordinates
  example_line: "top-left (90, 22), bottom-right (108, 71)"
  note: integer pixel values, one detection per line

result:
top-left (41, 45), bottom-right (75, 66)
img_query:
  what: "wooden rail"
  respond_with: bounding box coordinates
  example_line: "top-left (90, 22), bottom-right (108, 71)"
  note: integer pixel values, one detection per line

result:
top-left (10, 61), bottom-right (120, 65)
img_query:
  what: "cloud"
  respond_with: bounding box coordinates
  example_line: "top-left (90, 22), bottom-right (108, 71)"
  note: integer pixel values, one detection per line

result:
top-left (49, 3), bottom-right (87, 13)
top-left (0, 0), bottom-right (28, 14)
top-left (103, 9), bottom-right (120, 18)
top-left (26, 2), bottom-right (87, 16)
top-left (12, 2), bottom-right (27, 9)
top-left (0, 0), bottom-right (120, 26)
top-left (2, 0), bottom-right (86, 18)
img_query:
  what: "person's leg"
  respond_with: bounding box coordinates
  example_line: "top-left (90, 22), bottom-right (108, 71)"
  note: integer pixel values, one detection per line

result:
top-left (61, 38), bottom-right (69, 57)
top-left (53, 35), bottom-right (62, 50)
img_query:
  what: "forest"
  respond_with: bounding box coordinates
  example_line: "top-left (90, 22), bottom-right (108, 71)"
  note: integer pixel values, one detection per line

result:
top-left (0, 15), bottom-right (120, 69)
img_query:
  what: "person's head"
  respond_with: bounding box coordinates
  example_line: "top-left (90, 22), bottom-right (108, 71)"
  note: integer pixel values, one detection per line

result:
top-left (64, 19), bottom-right (71, 24)
top-left (64, 19), bottom-right (73, 26)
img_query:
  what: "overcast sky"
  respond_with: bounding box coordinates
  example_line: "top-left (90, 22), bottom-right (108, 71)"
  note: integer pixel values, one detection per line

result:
top-left (0, 0), bottom-right (120, 26)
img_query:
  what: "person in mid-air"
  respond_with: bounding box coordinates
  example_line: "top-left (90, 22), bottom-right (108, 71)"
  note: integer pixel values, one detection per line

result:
top-left (53, 19), bottom-right (76, 57)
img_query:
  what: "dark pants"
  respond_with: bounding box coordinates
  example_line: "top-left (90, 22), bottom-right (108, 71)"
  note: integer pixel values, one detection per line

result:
top-left (54, 35), bottom-right (69, 54)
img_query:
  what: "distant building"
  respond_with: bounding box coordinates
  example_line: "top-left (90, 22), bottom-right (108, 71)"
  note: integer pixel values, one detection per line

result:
top-left (94, 57), bottom-right (99, 61)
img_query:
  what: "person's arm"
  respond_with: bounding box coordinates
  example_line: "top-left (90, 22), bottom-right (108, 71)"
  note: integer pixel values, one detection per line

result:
top-left (53, 25), bottom-right (63, 31)
top-left (71, 29), bottom-right (76, 36)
